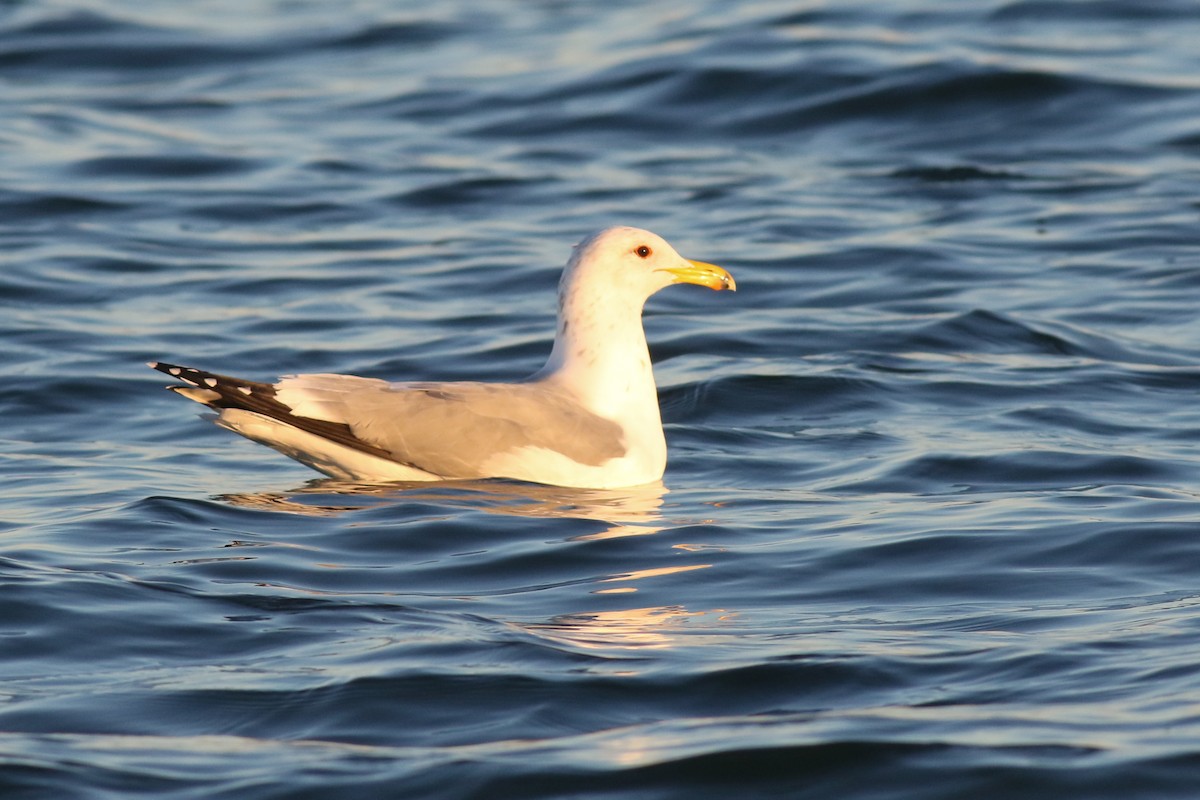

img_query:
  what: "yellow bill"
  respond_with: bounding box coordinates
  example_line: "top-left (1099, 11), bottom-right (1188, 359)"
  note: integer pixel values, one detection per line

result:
top-left (661, 259), bottom-right (737, 291)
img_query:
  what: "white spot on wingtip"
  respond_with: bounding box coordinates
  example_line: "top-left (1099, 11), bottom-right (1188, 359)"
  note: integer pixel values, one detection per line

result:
top-left (169, 367), bottom-right (182, 376)
top-left (237, 386), bottom-right (252, 395)
top-left (204, 377), bottom-right (218, 387)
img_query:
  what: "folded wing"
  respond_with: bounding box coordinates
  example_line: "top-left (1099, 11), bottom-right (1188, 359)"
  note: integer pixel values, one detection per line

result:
top-left (151, 363), bottom-right (627, 479)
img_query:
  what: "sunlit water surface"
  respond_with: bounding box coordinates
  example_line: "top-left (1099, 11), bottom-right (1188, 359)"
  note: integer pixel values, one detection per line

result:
top-left (4, 1), bottom-right (1200, 797)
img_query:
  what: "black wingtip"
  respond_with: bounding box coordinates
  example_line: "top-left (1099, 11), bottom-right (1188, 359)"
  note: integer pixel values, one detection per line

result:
top-left (150, 361), bottom-right (203, 384)
top-left (151, 362), bottom-right (279, 408)
top-left (148, 361), bottom-right (400, 464)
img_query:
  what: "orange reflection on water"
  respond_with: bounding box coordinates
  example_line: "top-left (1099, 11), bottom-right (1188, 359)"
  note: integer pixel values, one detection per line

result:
top-left (595, 563), bottom-right (711, 595)
top-left (524, 604), bottom-right (728, 651)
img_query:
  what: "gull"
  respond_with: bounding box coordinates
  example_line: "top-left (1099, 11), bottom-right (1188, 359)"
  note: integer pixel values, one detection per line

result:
top-left (150, 226), bottom-right (735, 489)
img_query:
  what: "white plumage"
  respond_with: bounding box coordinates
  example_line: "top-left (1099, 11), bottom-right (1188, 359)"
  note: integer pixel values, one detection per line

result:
top-left (150, 226), bottom-right (735, 488)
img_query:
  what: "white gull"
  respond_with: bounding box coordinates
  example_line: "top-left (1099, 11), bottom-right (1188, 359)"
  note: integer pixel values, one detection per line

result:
top-left (150, 226), bottom-right (735, 489)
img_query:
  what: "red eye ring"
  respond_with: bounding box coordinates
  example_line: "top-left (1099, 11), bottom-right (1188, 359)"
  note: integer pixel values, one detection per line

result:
top-left (635, 245), bottom-right (652, 258)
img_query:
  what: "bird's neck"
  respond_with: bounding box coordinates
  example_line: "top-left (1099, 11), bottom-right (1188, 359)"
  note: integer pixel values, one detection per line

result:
top-left (536, 292), bottom-right (660, 421)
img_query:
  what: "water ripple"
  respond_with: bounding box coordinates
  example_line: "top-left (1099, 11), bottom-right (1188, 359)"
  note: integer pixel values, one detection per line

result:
top-left (4, 0), bottom-right (1200, 798)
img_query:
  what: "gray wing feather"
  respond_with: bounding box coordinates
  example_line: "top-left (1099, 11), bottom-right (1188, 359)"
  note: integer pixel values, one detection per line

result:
top-left (277, 376), bottom-right (626, 478)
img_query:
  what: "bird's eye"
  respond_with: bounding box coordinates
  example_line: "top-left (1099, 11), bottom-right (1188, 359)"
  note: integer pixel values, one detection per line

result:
top-left (635, 245), bottom-right (652, 258)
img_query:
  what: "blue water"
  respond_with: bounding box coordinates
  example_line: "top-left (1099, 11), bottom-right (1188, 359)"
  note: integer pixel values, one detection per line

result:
top-left (4, 0), bottom-right (1200, 797)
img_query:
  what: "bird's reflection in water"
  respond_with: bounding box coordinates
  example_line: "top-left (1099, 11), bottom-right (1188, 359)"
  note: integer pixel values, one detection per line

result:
top-left (220, 479), bottom-right (727, 649)
top-left (220, 478), bottom-right (668, 537)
